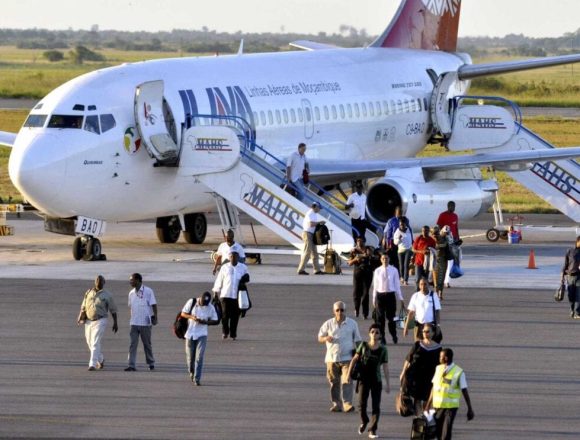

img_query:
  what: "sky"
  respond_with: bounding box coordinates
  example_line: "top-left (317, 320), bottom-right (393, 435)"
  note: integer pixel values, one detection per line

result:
top-left (0, 0), bottom-right (578, 38)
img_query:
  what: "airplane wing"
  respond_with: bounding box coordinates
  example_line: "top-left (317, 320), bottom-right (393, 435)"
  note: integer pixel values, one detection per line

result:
top-left (289, 40), bottom-right (341, 51)
top-left (458, 54), bottom-right (580, 80)
top-left (308, 146), bottom-right (580, 182)
top-left (0, 131), bottom-right (16, 148)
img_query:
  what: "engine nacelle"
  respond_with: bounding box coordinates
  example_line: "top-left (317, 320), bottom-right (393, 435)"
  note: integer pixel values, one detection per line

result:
top-left (366, 177), bottom-right (497, 227)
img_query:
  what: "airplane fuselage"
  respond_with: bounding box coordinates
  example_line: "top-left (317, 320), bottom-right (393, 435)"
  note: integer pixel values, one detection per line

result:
top-left (9, 47), bottom-right (470, 221)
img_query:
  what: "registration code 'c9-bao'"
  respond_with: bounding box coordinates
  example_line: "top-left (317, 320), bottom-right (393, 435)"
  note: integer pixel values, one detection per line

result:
top-left (406, 123), bottom-right (425, 135)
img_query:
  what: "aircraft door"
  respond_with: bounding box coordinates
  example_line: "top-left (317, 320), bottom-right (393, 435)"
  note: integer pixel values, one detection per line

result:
top-left (301, 98), bottom-right (314, 139)
top-left (135, 80), bottom-right (179, 165)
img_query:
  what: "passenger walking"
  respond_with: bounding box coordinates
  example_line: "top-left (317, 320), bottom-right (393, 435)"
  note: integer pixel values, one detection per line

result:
top-left (561, 235), bottom-right (580, 319)
top-left (433, 226), bottom-right (451, 300)
top-left (394, 222), bottom-right (413, 285)
top-left (286, 142), bottom-right (309, 200)
top-left (180, 291), bottom-right (219, 385)
top-left (371, 253), bottom-right (404, 344)
top-left (318, 301), bottom-right (361, 413)
top-left (213, 250), bottom-right (249, 340)
top-left (399, 323), bottom-right (442, 415)
top-left (77, 275), bottom-right (118, 371)
top-left (347, 323), bottom-right (390, 439)
top-left (125, 273), bottom-right (157, 372)
top-left (412, 226), bottom-right (437, 290)
top-left (382, 207), bottom-right (411, 271)
top-left (346, 182), bottom-right (369, 242)
top-left (297, 201), bottom-right (325, 275)
top-left (403, 277), bottom-right (442, 342)
top-left (347, 236), bottom-right (372, 319)
top-left (427, 348), bottom-right (475, 440)
top-left (213, 229), bottom-right (246, 275)
top-left (437, 201), bottom-right (461, 288)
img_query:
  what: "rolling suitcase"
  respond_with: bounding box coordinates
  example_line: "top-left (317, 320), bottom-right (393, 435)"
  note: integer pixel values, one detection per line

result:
top-left (410, 415), bottom-right (436, 439)
top-left (323, 231), bottom-right (342, 274)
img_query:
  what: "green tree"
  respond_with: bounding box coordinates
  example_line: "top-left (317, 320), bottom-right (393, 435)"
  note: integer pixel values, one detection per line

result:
top-left (69, 45), bottom-right (105, 64)
top-left (43, 50), bottom-right (64, 62)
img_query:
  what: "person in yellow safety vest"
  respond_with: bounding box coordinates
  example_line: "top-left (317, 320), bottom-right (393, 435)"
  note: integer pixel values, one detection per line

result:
top-left (426, 348), bottom-right (474, 440)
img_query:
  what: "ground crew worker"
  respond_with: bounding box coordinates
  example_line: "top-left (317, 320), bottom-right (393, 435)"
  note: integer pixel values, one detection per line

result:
top-left (427, 348), bottom-right (474, 440)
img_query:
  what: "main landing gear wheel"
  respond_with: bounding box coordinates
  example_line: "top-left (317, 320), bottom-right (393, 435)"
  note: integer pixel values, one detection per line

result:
top-left (156, 215), bottom-right (182, 243)
top-left (183, 213), bottom-right (207, 244)
top-left (73, 236), bottom-right (84, 260)
top-left (486, 228), bottom-right (500, 242)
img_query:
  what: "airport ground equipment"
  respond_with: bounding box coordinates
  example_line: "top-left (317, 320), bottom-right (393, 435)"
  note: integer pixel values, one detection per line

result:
top-left (0, 204), bottom-right (23, 236)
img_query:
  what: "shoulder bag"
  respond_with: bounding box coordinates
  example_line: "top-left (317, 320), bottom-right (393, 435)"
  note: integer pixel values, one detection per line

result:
top-left (350, 342), bottom-right (366, 381)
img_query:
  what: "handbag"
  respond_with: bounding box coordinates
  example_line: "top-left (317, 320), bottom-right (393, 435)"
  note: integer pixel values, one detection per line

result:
top-left (395, 391), bottom-right (415, 417)
top-left (397, 308), bottom-right (415, 330)
top-left (554, 282), bottom-right (566, 302)
top-left (350, 342), bottom-right (366, 381)
top-left (238, 289), bottom-right (250, 310)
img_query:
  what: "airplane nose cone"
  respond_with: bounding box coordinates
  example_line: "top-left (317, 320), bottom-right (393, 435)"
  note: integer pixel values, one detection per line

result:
top-left (9, 134), bottom-right (67, 214)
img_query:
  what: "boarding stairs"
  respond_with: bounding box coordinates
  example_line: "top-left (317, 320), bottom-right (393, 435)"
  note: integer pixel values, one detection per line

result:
top-left (435, 94), bottom-right (580, 222)
top-left (175, 116), bottom-right (380, 253)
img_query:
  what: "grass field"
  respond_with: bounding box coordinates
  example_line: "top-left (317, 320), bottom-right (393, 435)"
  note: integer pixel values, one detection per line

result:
top-left (1, 108), bottom-right (578, 212)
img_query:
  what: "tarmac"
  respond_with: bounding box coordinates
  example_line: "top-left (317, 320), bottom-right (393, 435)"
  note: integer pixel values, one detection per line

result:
top-left (0, 213), bottom-right (579, 439)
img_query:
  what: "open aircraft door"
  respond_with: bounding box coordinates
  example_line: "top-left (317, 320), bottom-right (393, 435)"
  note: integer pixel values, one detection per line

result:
top-left (135, 80), bottom-right (179, 165)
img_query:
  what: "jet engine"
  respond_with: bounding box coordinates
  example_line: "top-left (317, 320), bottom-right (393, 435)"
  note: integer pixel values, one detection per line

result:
top-left (366, 176), bottom-right (497, 227)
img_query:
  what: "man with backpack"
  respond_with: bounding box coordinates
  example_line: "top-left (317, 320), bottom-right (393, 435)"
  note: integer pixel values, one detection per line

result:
top-left (297, 201), bottom-right (325, 275)
top-left (180, 292), bottom-right (219, 386)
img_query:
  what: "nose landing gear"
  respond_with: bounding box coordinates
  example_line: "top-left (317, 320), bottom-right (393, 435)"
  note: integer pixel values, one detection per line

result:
top-left (73, 236), bottom-right (106, 261)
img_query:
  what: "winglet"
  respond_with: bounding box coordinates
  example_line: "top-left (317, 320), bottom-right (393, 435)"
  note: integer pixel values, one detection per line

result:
top-left (370, 0), bottom-right (462, 51)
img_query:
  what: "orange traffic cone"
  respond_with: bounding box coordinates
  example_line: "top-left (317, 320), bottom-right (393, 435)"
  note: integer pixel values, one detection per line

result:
top-left (527, 249), bottom-right (538, 269)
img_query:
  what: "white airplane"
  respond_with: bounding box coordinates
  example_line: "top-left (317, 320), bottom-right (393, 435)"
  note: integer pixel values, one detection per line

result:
top-left (1, 0), bottom-right (579, 260)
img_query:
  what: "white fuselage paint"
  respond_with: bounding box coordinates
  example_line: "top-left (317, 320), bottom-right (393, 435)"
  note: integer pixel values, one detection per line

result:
top-left (8, 47), bottom-right (468, 221)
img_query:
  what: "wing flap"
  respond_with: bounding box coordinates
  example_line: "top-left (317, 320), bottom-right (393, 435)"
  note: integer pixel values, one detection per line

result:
top-left (0, 131), bottom-right (17, 148)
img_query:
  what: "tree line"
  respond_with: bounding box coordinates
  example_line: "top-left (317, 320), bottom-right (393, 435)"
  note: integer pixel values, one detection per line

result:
top-left (0, 27), bottom-right (578, 60)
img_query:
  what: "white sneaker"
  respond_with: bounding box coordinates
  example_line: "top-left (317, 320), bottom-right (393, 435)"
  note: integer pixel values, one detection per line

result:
top-left (368, 432), bottom-right (378, 439)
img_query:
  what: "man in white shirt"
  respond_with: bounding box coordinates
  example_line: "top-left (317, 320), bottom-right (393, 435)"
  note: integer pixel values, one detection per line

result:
top-left (318, 301), bottom-right (361, 413)
top-left (372, 253), bottom-right (405, 344)
top-left (125, 273), bottom-right (157, 371)
top-left (213, 251), bottom-right (250, 340)
top-left (297, 201), bottom-right (325, 275)
top-left (213, 229), bottom-right (246, 275)
top-left (346, 182), bottom-right (369, 242)
top-left (180, 291), bottom-right (219, 386)
top-left (403, 277), bottom-right (441, 341)
top-left (286, 142), bottom-right (308, 200)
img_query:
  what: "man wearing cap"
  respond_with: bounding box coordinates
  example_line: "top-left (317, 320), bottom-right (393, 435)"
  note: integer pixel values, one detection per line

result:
top-left (346, 183), bottom-right (369, 242)
top-left (298, 201), bottom-right (325, 275)
top-left (286, 142), bottom-right (309, 201)
top-left (213, 250), bottom-right (250, 340)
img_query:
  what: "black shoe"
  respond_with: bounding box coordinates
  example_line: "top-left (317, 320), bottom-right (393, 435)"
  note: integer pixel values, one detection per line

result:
top-left (314, 271), bottom-right (324, 275)
top-left (195, 380), bottom-right (201, 386)
top-left (392, 335), bottom-right (398, 344)
top-left (96, 359), bottom-right (105, 369)
top-left (298, 270), bottom-right (309, 275)
top-left (88, 366), bottom-right (96, 371)
top-left (355, 311), bottom-right (360, 318)
top-left (124, 367), bottom-right (136, 372)
top-left (149, 365), bottom-right (155, 371)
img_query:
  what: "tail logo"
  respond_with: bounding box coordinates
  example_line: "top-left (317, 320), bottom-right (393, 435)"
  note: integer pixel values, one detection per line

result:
top-left (422, 0), bottom-right (460, 17)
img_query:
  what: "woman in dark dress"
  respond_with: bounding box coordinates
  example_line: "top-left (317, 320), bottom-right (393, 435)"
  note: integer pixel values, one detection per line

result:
top-left (347, 323), bottom-right (390, 439)
top-left (399, 323), bottom-right (442, 415)
top-left (347, 237), bottom-right (372, 319)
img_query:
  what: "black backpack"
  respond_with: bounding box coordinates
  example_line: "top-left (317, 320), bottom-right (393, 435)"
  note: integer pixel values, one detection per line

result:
top-left (173, 298), bottom-right (194, 339)
top-left (314, 223), bottom-right (330, 245)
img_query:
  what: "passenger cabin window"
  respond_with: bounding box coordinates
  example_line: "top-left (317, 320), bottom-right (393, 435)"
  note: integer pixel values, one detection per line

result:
top-left (417, 99), bottom-right (422, 112)
top-left (305, 107), bottom-right (312, 122)
top-left (331, 105), bottom-right (337, 120)
top-left (48, 115), bottom-right (83, 129)
top-left (260, 111), bottom-right (266, 126)
top-left (424, 98), bottom-right (429, 111)
top-left (339, 104), bottom-right (345, 119)
top-left (347, 103), bottom-right (353, 118)
top-left (290, 108), bottom-right (297, 123)
top-left (369, 102), bottom-right (375, 117)
top-left (314, 107), bottom-right (320, 121)
top-left (268, 110), bottom-right (273, 125)
top-left (84, 115), bottom-right (100, 134)
top-left (361, 103), bottom-right (367, 117)
top-left (100, 114), bottom-right (116, 133)
top-left (23, 114), bottom-right (47, 128)
top-left (376, 101), bottom-right (382, 116)
top-left (354, 103), bottom-right (360, 118)
top-left (383, 101), bottom-right (388, 115)
top-left (297, 108), bottom-right (304, 122)
top-left (275, 110), bottom-right (281, 124)
top-left (283, 109), bottom-right (289, 124)
top-left (323, 106), bottom-right (329, 120)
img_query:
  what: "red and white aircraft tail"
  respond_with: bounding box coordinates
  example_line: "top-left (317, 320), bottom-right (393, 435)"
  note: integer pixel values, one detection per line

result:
top-left (371, 0), bottom-right (461, 51)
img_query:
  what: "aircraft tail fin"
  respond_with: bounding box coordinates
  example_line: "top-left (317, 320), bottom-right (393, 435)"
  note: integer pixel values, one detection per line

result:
top-left (370, 0), bottom-right (461, 51)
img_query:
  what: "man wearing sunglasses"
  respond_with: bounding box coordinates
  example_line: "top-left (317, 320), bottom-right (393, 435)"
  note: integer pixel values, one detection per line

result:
top-left (318, 301), bottom-right (361, 413)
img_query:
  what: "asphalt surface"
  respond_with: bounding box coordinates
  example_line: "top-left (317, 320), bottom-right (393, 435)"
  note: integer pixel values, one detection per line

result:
top-left (1, 214), bottom-right (580, 438)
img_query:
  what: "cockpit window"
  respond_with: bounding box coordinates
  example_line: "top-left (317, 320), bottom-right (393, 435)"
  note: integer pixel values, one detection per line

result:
top-left (48, 115), bottom-right (83, 129)
top-left (100, 114), bottom-right (116, 133)
top-left (84, 115), bottom-right (100, 134)
top-left (23, 114), bottom-right (48, 128)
